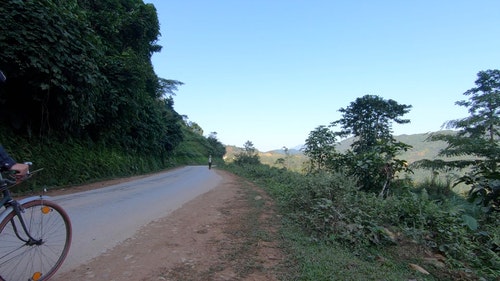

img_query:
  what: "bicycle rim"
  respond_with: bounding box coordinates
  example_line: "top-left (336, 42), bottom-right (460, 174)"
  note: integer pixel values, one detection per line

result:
top-left (0, 199), bottom-right (72, 281)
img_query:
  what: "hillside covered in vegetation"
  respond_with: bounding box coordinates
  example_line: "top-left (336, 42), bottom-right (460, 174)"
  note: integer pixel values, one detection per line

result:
top-left (0, 0), bottom-right (225, 189)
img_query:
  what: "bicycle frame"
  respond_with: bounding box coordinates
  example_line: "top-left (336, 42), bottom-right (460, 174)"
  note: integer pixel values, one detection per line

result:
top-left (0, 169), bottom-right (50, 245)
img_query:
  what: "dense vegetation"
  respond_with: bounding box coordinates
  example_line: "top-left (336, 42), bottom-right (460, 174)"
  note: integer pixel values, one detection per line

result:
top-left (225, 163), bottom-right (499, 280)
top-left (226, 73), bottom-right (499, 280)
top-left (0, 0), bottom-right (225, 188)
top-left (1, 0), bottom-right (180, 153)
top-left (415, 69), bottom-right (500, 212)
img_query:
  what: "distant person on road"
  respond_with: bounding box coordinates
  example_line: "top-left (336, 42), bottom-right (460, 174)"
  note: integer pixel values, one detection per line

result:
top-left (0, 145), bottom-right (29, 180)
top-left (208, 155), bottom-right (212, 169)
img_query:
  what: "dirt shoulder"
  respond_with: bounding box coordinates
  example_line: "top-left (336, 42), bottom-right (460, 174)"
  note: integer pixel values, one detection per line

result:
top-left (52, 169), bottom-right (288, 281)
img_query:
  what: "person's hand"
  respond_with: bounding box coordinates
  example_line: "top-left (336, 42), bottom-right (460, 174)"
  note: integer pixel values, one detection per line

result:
top-left (10, 163), bottom-right (29, 182)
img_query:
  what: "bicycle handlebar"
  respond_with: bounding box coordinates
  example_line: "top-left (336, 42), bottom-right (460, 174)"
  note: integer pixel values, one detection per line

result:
top-left (1, 178), bottom-right (16, 186)
top-left (0, 163), bottom-right (37, 190)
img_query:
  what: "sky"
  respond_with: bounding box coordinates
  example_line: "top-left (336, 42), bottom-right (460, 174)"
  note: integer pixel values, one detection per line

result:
top-left (144, 0), bottom-right (499, 152)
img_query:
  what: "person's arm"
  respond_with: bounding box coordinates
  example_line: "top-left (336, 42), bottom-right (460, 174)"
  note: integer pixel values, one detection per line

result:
top-left (0, 145), bottom-right (29, 179)
top-left (0, 145), bottom-right (16, 170)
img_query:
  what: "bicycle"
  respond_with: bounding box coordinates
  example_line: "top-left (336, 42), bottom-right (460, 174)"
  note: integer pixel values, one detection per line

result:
top-left (0, 164), bottom-right (72, 281)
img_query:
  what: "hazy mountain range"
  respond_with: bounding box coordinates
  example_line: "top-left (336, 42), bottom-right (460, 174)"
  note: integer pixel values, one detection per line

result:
top-left (268, 131), bottom-right (454, 161)
top-left (224, 131), bottom-right (457, 170)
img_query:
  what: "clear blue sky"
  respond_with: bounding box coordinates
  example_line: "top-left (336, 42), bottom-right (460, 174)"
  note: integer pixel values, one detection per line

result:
top-left (144, 0), bottom-right (499, 151)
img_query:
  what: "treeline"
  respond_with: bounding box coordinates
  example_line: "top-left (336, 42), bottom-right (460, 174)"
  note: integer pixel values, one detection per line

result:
top-left (305, 70), bottom-right (499, 212)
top-left (0, 0), bottom-right (225, 187)
top-left (0, 0), bottom-right (183, 154)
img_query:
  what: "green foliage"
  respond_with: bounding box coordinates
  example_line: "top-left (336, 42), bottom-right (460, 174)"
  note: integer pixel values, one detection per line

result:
top-left (224, 163), bottom-right (500, 280)
top-left (1, 133), bottom-right (170, 191)
top-left (172, 126), bottom-right (226, 166)
top-left (302, 125), bottom-right (339, 173)
top-left (206, 132), bottom-right (226, 159)
top-left (412, 173), bottom-right (455, 200)
top-left (417, 70), bottom-right (500, 212)
top-left (234, 141), bottom-right (261, 165)
top-left (332, 94), bottom-right (412, 154)
top-left (0, 0), bottom-right (183, 156)
top-left (458, 163), bottom-right (500, 212)
top-left (280, 224), bottom-right (421, 281)
top-left (0, 0), bottom-right (105, 132)
top-left (301, 95), bottom-right (414, 195)
top-left (339, 140), bottom-right (412, 197)
top-left (0, 120), bottom-right (223, 190)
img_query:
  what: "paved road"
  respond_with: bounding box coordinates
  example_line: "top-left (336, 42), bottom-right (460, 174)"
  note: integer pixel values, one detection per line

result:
top-left (51, 166), bottom-right (222, 274)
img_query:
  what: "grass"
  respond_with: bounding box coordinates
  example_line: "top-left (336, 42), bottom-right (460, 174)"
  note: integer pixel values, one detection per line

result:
top-left (223, 163), bottom-right (497, 281)
top-left (279, 221), bottom-right (442, 281)
top-left (211, 178), bottom-right (288, 279)
top-left (225, 166), bottom-right (435, 280)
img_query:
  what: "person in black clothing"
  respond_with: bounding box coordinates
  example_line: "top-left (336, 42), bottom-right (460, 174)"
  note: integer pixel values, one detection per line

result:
top-left (0, 145), bottom-right (29, 179)
top-left (0, 73), bottom-right (29, 179)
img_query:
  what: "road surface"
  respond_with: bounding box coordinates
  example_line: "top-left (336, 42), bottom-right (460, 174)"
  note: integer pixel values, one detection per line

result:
top-left (51, 166), bottom-right (222, 274)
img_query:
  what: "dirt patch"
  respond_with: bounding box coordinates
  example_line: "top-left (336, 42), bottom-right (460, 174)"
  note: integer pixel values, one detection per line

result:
top-left (52, 169), bottom-right (287, 281)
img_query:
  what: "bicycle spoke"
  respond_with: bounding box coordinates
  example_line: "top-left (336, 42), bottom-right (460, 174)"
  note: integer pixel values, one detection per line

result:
top-left (0, 200), bottom-right (71, 281)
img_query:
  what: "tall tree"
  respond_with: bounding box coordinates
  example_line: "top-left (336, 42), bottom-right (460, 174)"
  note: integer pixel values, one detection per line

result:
top-left (303, 125), bottom-right (338, 173)
top-left (428, 70), bottom-right (500, 166)
top-left (0, 0), bottom-right (184, 155)
top-left (333, 95), bottom-right (412, 154)
top-left (234, 141), bottom-right (260, 165)
top-left (419, 70), bottom-right (500, 211)
top-left (0, 0), bottom-right (105, 134)
top-left (207, 132), bottom-right (226, 159)
top-left (332, 95), bottom-right (412, 196)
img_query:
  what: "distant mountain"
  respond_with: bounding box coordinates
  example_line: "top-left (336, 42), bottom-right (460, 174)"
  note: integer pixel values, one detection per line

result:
top-left (224, 131), bottom-right (458, 174)
top-left (291, 144), bottom-right (305, 151)
top-left (260, 130), bottom-right (457, 163)
top-left (334, 131), bottom-right (456, 163)
top-left (268, 148), bottom-right (303, 155)
top-left (223, 130), bottom-right (459, 182)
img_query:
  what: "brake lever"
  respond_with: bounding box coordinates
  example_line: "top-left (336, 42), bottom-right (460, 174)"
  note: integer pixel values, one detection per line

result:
top-left (28, 168), bottom-right (44, 176)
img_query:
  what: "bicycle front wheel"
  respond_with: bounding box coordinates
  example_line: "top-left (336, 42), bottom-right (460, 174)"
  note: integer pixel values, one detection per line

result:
top-left (0, 199), bottom-right (72, 281)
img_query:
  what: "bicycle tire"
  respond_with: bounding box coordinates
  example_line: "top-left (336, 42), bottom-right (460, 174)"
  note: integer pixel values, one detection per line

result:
top-left (0, 199), bottom-right (72, 281)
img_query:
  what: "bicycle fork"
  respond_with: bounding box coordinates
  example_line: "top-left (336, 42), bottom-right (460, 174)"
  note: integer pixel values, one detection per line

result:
top-left (7, 200), bottom-right (44, 246)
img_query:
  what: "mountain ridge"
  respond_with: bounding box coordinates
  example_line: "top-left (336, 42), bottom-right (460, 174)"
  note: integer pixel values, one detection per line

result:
top-left (225, 131), bottom-right (457, 172)
top-left (264, 130), bottom-right (455, 156)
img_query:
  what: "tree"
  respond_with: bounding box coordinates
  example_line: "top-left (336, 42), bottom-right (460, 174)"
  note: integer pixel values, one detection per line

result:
top-left (0, 0), bottom-right (105, 133)
top-left (234, 141), bottom-right (260, 165)
top-left (0, 0), bottom-right (185, 155)
top-left (189, 122), bottom-right (204, 135)
top-left (275, 146), bottom-right (291, 169)
top-left (418, 70), bottom-right (500, 211)
top-left (332, 95), bottom-right (412, 154)
top-left (332, 95), bottom-right (412, 196)
top-left (206, 132), bottom-right (226, 159)
top-left (303, 125), bottom-right (339, 173)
